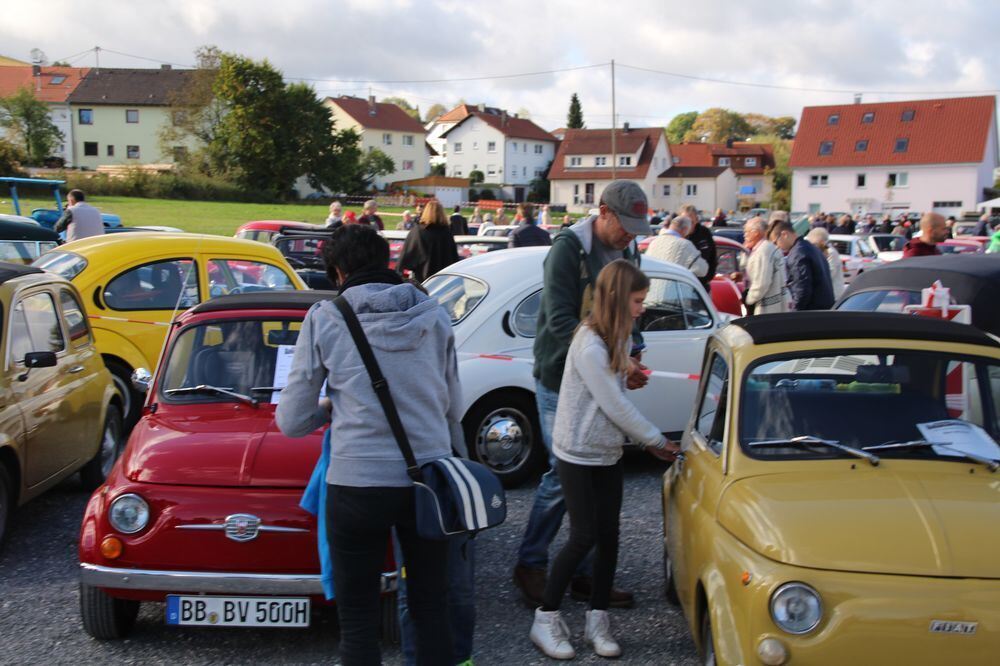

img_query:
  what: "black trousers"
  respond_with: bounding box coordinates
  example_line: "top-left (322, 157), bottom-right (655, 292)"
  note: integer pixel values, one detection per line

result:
top-left (542, 459), bottom-right (624, 611)
top-left (327, 484), bottom-right (452, 666)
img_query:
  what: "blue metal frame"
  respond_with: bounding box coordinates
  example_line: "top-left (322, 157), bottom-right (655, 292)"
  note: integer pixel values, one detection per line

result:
top-left (0, 177), bottom-right (66, 215)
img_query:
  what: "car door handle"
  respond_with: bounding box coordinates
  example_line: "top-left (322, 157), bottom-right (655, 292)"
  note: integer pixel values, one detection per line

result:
top-left (68, 365), bottom-right (85, 373)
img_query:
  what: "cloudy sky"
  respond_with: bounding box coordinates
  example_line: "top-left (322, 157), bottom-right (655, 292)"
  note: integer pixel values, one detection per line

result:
top-left (3, 0), bottom-right (997, 131)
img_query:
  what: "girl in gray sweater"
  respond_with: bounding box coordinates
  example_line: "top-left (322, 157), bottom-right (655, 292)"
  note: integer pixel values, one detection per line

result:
top-left (529, 260), bottom-right (676, 660)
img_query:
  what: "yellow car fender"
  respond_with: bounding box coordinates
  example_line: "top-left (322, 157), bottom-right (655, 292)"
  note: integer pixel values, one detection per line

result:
top-left (91, 327), bottom-right (151, 375)
top-left (702, 566), bottom-right (747, 666)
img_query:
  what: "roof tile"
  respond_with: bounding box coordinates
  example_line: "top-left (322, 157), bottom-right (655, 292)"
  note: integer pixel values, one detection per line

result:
top-left (67, 67), bottom-right (193, 105)
top-left (327, 96), bottom-right (427, 133)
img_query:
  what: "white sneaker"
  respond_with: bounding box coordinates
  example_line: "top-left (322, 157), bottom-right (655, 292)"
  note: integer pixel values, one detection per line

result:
top-left (530, 608), bottom-right (576, 660)
top-left (585, 609), bottom-right (622, 658)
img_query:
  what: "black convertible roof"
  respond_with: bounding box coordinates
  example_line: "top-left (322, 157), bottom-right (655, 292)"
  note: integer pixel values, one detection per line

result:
top-left (836, 255), bottom-right (1000, 334)
top-left (732, 311), bottom-right (999, 348)
top-left (0, 262), bottom-right (44, 285)
top-left (188, 290), bottom-right (339, 315)
top-left (0, 219), bottom-right (59, 241)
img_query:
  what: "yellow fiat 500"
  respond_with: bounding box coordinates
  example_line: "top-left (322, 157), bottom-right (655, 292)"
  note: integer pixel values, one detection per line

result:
top-left (33, 233), bottom-right (306, 424)
top-left (662, 311), bottom-right (1000, 665)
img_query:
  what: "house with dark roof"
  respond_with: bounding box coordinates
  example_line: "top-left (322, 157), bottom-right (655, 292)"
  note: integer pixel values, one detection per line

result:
top-left (549, 125), bottom-right (670, 212)
top-left (436, 106), bottom-right (557, 201)
top-left (669, 141), bottom-right (775, 208)
top-left (326, 95), bottom-right (430, 189)
top-left (789, 95), bottom-right (998, 216)
top-left (656, 165), bottom-right (738, 214)
top-left (66, 66), bottom-right (195, 169)
top-left (0, 65), bottom-right (90, 166)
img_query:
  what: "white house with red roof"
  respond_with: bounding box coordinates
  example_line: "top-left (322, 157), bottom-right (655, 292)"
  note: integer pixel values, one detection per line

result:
top-left (789, 95), bottom-right (998, 216)
top-left (438, 107), bottom-right (557, 202)
top-left (549, 125), bottom-right (671, 212)
top-left (325, 95), bottom-right (431, 189)
top-left (668, 141), bottom-right (775, 208)
top-left (0, 65), bottom-right (89, 166)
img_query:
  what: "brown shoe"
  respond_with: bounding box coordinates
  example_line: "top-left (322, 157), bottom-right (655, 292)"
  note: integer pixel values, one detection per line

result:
top-left (570, 576), bottom-right (635, 609)
top-left (513, 564), bottom-right (547, 607)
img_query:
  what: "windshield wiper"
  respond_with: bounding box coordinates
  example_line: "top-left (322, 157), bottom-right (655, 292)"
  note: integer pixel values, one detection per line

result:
top-left (250, 386), bottom-right (283, 393)
top-left (748, 435), bottom-right (880, 466)
top-left (165, 385), bottom-right (258, 407)
top-left (863, 440), bottom-right (998, 472)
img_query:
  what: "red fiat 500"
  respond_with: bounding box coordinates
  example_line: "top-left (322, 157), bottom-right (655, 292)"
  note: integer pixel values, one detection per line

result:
top-left (78, 291), bottom-right (397, 639)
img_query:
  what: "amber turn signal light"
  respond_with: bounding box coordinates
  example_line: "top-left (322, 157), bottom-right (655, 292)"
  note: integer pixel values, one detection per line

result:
top-left (101, 536), bottom-right (123, 559)
top-left (741, 570), bottom-right (752, 586)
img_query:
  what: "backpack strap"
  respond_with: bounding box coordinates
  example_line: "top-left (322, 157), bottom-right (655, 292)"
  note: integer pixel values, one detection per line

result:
top-left (333, 295), bottom-right (421, 482)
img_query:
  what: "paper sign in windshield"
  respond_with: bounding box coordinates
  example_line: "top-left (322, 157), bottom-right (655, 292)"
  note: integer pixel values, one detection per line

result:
top-left (270, 345), bottom-right (327, 404)
top-left (916, 420), bottom-right (1000, 460)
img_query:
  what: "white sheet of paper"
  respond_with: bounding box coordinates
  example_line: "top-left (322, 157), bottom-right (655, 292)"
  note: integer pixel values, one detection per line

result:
top-left (916, 419), bottom-right (1000, 460)
top-left (270, 345), bottom-right (297, 404)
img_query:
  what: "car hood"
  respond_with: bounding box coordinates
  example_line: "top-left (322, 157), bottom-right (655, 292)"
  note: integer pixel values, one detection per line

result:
top-left (718, 468), bottom-right (1000, 578)
top-left (123, 407), bottom-right (322, 487)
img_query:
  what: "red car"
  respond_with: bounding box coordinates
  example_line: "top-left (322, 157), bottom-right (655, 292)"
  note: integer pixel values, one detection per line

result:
top-left (638, 233), bottom-right (747, 316)
top-left (939, 238), bottom-right (984, 255)
top-left (78, 291), bottom-right (397, 639)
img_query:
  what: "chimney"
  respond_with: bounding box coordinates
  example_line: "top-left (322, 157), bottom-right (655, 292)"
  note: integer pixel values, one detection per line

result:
top-left (854, 93), bottom-right (862, 104)
top-left (477, 103), bottom-right (485, 112)
top-left (513, 113), bottom-right (518, 119)
top-left (161, 64), bottom-right (172, 70)
top-left (368, 95), bottom-right (376, 116)
top-left (501, 110), bottom-right (508, 126)
top-left (726, 138), bottom-right (734, 148)
top-left (623, 122), bottom-right (630, 133)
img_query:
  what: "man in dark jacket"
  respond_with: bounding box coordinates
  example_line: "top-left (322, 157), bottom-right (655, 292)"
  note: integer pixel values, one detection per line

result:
top-left (509, 204), bottom-right (552, 248)
top-left (449, 205), bottom-right (469, 235)
top-left (514, 180), bottom-right (650, 609)
top-left (770, 219), bottom-right (834, 310)
top-left (679, 204), bottom-right (716, 288)
top-left (903, 213), bottom-right (947, 258)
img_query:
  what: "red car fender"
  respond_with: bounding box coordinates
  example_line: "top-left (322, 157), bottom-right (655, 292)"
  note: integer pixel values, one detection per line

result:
top-left (709, 276), bottom-right (744, 317)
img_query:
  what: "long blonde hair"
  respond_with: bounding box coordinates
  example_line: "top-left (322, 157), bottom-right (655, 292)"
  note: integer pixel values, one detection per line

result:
top-left (585, 259), bottom-right (649, 375)
top-left (420, 199), bottom-right (449, 227)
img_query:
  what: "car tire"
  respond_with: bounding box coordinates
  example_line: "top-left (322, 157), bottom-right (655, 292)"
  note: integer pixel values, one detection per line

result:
top-left (106, 359), bottom-right (141, 429)
top-left (80, 405), bottom-right (123, 491)
top-left (380, 590), bottom-right (400, 645)
top-left (701, 608), bottom-right (716, 666)
top-left (463, 392), bottom-right (545, 488)
top-left (80, 582), bottom-right (140, 639)
top-left (0, 464), bottom-right (11, 548)
top-left (663, 542), bottom-right (680, 606)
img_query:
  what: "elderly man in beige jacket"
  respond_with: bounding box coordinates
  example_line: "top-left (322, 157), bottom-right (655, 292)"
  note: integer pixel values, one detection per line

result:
top-left (740, 216), bottom-right (788, 314)
top-left (645, 215), bottom-right (708, 277)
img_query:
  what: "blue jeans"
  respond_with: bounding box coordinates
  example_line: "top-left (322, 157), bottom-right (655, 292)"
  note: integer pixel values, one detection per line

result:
top-left (396, 534), bottom-right (476, 665)
top-left (516, 381), bottom-right (592, 575)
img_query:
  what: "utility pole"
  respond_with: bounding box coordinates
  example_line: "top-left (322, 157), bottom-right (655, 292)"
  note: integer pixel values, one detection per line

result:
top-left (610, 59), bottom-right (617, 179)
top-left (94, 45), bottom-right (101, 73)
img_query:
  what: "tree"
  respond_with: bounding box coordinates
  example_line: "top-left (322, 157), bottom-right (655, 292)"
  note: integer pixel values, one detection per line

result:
top-left (516, 107), bottom-right (531, 119)
top-left (424, 103), bottom-right (447, 123)
top-left (567, 93), bottom-right (584, 129)
top-left (747, 133), bottom-right (792, 210)
top-left (665, 111), bottom-right (698, 143)
top-left (743, 113), bottom-right (796, 140)
top-left (382, 96), bottom-right (421, 122)
top-left (527, 177), bottom-right (550, 203)
top-left (51, 60), bottom-right (70, 67)
top-left (430, 162), bottom-right (446, 176)
top-left (0, 137), bottom-right (26, 176)
top-left (159, 45), bottom-right (225, 172)
top-left (771, 116), bottom-right (796, 140)
top-left (356, 148), bottom-right (395, 190)
top-left (0, 87), bottom-right (64, 165)
top-left (683, 108), bottom-right (751, 143)
top-left (469, 169), bottom-right (485, 184)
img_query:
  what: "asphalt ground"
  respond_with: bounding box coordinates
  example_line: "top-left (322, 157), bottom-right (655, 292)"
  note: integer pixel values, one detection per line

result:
top-left (0, 454), bottom-right (699, 665)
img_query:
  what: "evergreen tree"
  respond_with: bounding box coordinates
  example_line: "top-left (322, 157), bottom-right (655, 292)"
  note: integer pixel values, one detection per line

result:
top-left (567, 93), bottom-right (584, 129)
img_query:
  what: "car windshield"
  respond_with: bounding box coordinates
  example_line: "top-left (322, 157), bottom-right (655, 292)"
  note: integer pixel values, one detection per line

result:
top-left (741, 349), bottom-right (1000, 464)
top-left (424, 273), bottom-right (489, 325)
top-left (1, 239), bottom-right (59, 265)
top-left (32, 250), bottom-right (88, 279)
top-left (829, 240), bottom-right (851, 255)
top-left (274, 236), bottom-right (327, 270)
top-left (160, 318), bottom-right (304, 404)
top-left (869, 236), bottom-right (906, 252)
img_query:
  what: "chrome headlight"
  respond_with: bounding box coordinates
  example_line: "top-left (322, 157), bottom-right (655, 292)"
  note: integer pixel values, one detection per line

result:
top-left (109, 493), bottom-right (150, 534)
top-left (770, 582), bottom-right (822, 634)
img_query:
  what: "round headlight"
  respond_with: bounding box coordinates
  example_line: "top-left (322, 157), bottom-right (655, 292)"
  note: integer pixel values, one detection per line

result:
top-left (109, 493), bottom-right (150, 534)
top-left (769, 582), bottom-right (822, 634)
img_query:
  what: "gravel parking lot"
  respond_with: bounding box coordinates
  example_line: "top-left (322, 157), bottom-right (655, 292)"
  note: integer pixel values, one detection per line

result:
top-left (0, 454), bottom-right (698, 665)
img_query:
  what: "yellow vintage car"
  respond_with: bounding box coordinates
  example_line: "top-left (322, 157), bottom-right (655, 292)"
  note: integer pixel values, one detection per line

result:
top-left (0, 262), bottom-right (122, 544)
top-left (662, 311), bottom-right (1000, 665)
top-left (33, 233), bottom-right (306, 424)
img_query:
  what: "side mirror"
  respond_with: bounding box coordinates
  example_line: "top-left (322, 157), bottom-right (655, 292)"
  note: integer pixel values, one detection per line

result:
top-left (131, 367), bottom-right (152, 393)
top-left (18, 350), bottom-right (57, 381)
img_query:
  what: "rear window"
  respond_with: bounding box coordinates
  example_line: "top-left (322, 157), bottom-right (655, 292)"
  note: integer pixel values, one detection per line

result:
top-left (32, 251), bottom-right (88, 280)
top-left (838, 289), bottom-right (923, 313)
top-left (424, 274), bottom-right (489, 325)
top-left (829, 240), bottom-right (850, 255)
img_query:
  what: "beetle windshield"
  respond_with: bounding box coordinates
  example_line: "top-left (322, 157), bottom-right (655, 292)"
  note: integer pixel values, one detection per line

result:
top-left (741, 350), bottom-right (1000, 464)
top-left (160, 318), bottom-right (304, 404)
top-left (32, 250), bottom-right (87, 279)
top-left (423, 274), bottom-right (488, 325)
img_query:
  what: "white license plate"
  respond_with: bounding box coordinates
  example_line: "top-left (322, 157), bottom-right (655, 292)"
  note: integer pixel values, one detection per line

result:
top-left (166, 595), bottom-right (310, 627)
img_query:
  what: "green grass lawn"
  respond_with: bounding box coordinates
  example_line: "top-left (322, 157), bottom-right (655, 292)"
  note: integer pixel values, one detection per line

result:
top-left (2, 195), bottom-right (413, 236)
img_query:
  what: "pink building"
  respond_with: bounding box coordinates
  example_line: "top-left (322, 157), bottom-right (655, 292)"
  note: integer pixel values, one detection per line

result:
top-left (789, 96), bottom-right (998, 216)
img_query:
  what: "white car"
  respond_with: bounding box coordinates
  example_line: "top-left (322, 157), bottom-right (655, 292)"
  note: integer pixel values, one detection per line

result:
top-left (425, 247), bottom-right (725, 486)
top-left (828, 234), bottom-right (883, 282)
top-left (865, 233), bottom-right (907, 263)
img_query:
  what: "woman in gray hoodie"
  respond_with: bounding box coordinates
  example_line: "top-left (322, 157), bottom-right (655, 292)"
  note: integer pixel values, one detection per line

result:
top-left (277, 224), bottom-right (463, 665)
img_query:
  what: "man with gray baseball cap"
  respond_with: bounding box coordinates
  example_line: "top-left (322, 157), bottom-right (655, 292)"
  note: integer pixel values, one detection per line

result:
top-left (513, 179), bottom-right (649, 609)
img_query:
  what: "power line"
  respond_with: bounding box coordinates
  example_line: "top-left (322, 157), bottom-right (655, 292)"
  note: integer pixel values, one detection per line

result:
top-left (283, 63), bottom-right (607, 85)
top-left (51, 47), bottom-right (96, 65)
top-left (96, 47), bottom-right (195, 69)
top-left (616, 62), bottom-right (1000, 96)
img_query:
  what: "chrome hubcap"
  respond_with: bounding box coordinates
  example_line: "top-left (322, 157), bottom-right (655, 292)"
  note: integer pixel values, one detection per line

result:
top-left (475, 408), bottom-right (531, 472)
top-left (100, 418), bottom-right (121, 477)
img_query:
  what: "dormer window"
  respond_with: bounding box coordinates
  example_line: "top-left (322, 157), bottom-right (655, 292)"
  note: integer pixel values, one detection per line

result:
top-left (718, 157), bottom-right (731, 166)
top-left (894, 138), bottom-right (909, 153)
top-left (861, 112), bottom-right (875, 123)
top-left (901, 109), bottom-right (916, 122)
top-left (672, 156), bottom-right (680, 164)
top-left (51, 75), bottom-right (66, 85)
top-left (744, 157), bottom-right (757, 167)
top-left (827, 114), bottom-right (840, 125)
top-left (819, 141), bottom-right (834, 155)
top-left (855, 139), bottom-right (869, 152)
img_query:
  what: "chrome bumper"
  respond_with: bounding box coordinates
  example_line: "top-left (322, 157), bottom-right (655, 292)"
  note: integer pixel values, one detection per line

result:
top-left (80, 563), bottom-right (397, 595)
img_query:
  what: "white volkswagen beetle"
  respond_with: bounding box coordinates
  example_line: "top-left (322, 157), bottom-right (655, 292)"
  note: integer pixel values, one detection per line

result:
top-left (425, 247), bottom-right (726, 486)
